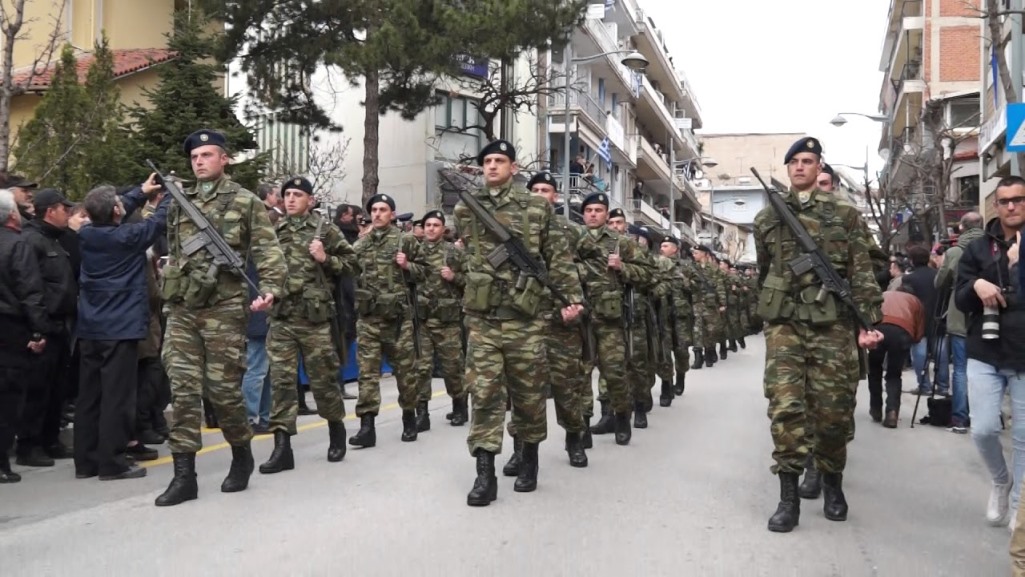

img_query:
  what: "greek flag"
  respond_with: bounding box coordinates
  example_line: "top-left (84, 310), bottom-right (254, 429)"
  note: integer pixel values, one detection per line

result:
top-left (597, 137), bottom-right (613, 169)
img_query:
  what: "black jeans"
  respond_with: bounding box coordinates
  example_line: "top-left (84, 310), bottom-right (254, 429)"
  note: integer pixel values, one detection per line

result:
top-left (868, 323), bottom-right (912, 412)
top-left (136, 356), bottom-right (168, 434)
top-left (17, 331), bottom-right (69, 453)
top-left (74, 340), bottom-right (138, 476)
top-left (0, 365), bottom-right (27, 456)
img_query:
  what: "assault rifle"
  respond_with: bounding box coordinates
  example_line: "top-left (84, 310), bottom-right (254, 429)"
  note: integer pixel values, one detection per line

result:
top-left (404, 268), bottom-right (422, 360)
top-left (442, 170), bottom-right (595, 362)
top-left (312, 211), bottom-right (348, 365)
top-left (146, 160), bottom-right (260, 294)
top-left (750, 167), bottom-right (873, 330)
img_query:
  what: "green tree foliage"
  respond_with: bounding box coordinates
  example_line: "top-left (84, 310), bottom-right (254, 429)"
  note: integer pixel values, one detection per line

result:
top-left (12, 38), bottom-right (135, 200)
top-left (202, 0), bottom-right (586, 203)
top-left (129, 10), bottom-right (265, 190)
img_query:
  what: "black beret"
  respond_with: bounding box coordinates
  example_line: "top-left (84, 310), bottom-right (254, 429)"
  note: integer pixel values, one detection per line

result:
top-left (609, 209), bottom-right (626, 221)
top-left (526, 171), bottom-right (557, 191)
top-left (366, 193), bottom-right (396, 212)
top-left (694, 244), bottom-right (713, 254)
top-left (423, 209), bottom-right (445, 225)
top-left (283, 176), bottom-right (314, 195)
top-left (627, 224), bottom-right (644, 236)
top-left (183, 129), bottom-right (228, 157)
top-left (722, 259), bottom-right (733, 267)
top-left (476, 139), bottom-right (516, 166)
top-left (821, 163), bottom-right (835, 177)
top-left (783, 137), bottom-right (822, 165)
top-left (661, 235), bottom-right (679, 246)
top-left (582, 192), bottom-right (610, 209)
top-left (396, 212), bottom-right (414, 222)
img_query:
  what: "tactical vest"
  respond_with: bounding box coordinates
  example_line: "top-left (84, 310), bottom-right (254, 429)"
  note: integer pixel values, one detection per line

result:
top-left (354, 227), bottom-right (409, 320)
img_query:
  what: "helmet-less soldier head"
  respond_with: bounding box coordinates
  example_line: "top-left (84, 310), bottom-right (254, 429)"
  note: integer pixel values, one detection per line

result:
top-left (282, 177), bottom-right (317, 217)
top-left (817, 163), bottom-right (839, 192)
top-left (479, 139), bottom-right (518, 189)
top-left (186, 130), bottom-right (231, 184)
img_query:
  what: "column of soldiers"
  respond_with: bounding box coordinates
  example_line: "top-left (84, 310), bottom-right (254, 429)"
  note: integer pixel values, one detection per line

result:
top-left (151, 130), bottom-right (763, 509)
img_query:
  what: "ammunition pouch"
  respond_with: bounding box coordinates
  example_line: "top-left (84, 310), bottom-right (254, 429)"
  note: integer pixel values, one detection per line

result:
top-left (301, 286), bottom-right (335, 324)
top-left (355, 288), bottom-right (375, 317)
top-left (594, 291), bottom-right (623, 321)
top-left (431, 297), bottom-right (462, 323)
top-left (370, 292), bottom-right (405, 320)
top-left (160, 265), bottom-right (186, 303)
top-left (183, 267), bottom-right (219, 308)
top-left (510, 276), bottom-right (543, 317)
top-left (756, 273), bottom-right (794, 323)
top-left (793, 286), bottom-right (839, 327)
top-left (463, 272), bottom-right (500, 313)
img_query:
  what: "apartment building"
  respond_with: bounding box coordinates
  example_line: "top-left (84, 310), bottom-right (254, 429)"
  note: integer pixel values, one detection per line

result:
top-left (6, 0), bottom-right (185, 145)
top-left (545, 0), bottom-right (704, 242)
top-left (877, 0), bottom-right (981, 236)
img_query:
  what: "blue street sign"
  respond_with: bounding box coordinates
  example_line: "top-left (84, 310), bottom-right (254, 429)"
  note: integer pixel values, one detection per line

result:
top-left (1006, 103), bottom-right (1025, 152)
top-left (453, 54), bottom-right (490, 79)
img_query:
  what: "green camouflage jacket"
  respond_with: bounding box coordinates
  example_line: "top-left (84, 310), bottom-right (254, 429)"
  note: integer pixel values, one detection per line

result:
top-left (273, 212), bottom-right (357, 321)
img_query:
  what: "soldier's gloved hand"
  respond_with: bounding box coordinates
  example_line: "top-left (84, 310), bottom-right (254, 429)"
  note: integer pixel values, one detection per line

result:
top-left (395, 251), bottom-right (409, 270)
top-left (309, 239), bottom-right (327, 263)
top-left (858, 328), bottom-right (883, 350)
top-left (441, 266), bottom-right (455, 281)
top-left (607, 253), bottom-right (622, 270)
top-left (561, 304), bottom-right (584, 323)
top-left (251, 293), bottom-right (275, 312)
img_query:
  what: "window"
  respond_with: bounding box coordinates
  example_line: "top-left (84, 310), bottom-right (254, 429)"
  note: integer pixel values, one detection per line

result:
top-left (948, 97), bottom-right (980, 128)
top-left (958, 176), bottom-right (980, 206)
top-left (434, 92), bottom-right (483, 161)
top-left (253, 113), bottom-right (310, 175)
top-left (598, 78), bottom-right (606, 107)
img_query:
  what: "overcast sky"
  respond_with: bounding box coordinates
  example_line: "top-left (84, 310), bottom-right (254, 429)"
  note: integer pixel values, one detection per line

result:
top-left (642, 0), bottom-right (894, 175)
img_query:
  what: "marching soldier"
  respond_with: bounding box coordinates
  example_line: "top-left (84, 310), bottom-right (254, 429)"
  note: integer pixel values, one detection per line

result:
top-left (579, 196), bottom-right (653, 443)
top-left (156, 129), bottom-right (286, 507)
top-left (755, 136), bottom-right (882, 532)
top-left (692, 246), bottom-right (726, 366)
top-left (349, 193), bottom-right (428, 448)
top-left (453, 140), bottom-right (584, 506)
top-left (655, 236), bottom-right (694, 403)
top-left (259, 177), bottom-right (357, 474)
top-left (720, 259), bottom-right (741, 353)
top-left (502, 171), bottom-right (597, 476)
top-left (413, 209), bottom-right (469, 430)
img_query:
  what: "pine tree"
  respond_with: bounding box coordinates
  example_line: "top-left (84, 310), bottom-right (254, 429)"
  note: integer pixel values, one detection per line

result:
top-left (129, 10), bottom-right (265, 190)
top-left (80, 34), bottom-right (135, 194)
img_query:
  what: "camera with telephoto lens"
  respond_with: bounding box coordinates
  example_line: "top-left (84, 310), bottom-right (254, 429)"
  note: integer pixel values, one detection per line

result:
top-left (981, 287), bottom-right (1014, 340)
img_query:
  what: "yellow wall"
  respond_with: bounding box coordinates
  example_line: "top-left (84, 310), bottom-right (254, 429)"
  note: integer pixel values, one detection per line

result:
top-left (98, 0), bottom-right (175, 51)
top-left (7, 0), bottom-right (68, 69)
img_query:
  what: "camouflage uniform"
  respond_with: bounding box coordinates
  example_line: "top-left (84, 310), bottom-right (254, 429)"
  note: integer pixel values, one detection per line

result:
top-left (655, 254), bottom-right (694, 387)
top-left (352, 226), bottom-right (426, 417)
top-left (267, 212), bottom-right (356, 434)
top-left (453, 182), bottom-right (583, 456)
top-left (414, 237), bottom-right (468, 405)
top-left (724, 270), bottom-right (743, 343)
top-left (161, 176), bottom-right (286, 454)
top-left (627, 239), bottom-right (658, 412)
top-left (754, 188), bottom-right (882, 475)
top-left (695, 261), bottom-right (726, 350)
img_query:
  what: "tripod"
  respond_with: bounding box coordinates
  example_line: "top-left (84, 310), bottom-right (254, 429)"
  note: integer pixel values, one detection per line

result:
top-left (910, 281), bottom-right (951, 428)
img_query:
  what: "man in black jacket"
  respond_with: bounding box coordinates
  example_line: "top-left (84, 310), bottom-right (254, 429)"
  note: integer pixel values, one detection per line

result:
top-left (17, 189), bottom-right (77, 467)
top-left (0, 189), bottom-right (51, 483)
top-left (902, 245), bottom-right (949, 395)
top-left (956, 175), bottom-right (1025, 529)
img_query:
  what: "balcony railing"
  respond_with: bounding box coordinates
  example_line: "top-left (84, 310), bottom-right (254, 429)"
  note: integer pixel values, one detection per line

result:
top-left (549, 90), bottom-right (608, 129)
top-left (581, 17), bottom-right (633, 88)
top-left (640, 74), bottom-right (676, 133)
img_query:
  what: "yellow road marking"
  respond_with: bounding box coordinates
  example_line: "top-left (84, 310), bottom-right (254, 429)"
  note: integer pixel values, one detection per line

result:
top-left (141, 390), bottom-right (449, 468)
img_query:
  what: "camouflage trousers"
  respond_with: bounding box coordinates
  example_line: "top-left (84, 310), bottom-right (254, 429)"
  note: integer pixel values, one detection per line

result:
top-left (163, 300), bottom-right (251, 453)
top-left (355, 316), bottom-right (418, 416)
top-left (631, 313), bottom-right (655, 411)
top-left (700, 307), bottom-right (724, 348)
top-left (415, 318), bottom-right (467, 404)
top-left (267, 318), bottom-right (345, 434)
top-left (507, 318), bottom-right (587, 436)
top-left (763, 321), bottom-right (860, 475)
top-left (657, 316), bottom-right (691, 382)
top-left (726, 310), bottom-right (742, 341)
top-left (465, 315), bottom-right (548, 456)
top-left (690, 302), bottom-right (706, 345)
top-left (589, 321), bottom-right (631, 414)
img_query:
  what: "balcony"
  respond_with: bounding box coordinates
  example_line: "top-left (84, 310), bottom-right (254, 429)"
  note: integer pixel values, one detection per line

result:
top-left (636, 74), bottom-right (679, 141)
top-left (628, 199), bottom-right (696, 242)
top-left (549, 90), bottom-right (608, 135)
top-left (887, 63), bottom-right (925, 142)
top-left (633, 7), bottom-right (686, 105)
top-left (879, 0), bottom-right (924, 73)
top-left (578, 16), bottom-right (634, 91)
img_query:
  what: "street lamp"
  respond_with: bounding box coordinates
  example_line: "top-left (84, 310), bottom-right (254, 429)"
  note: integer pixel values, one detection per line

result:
top-left (561, 47), bottom-right (648, 221)
top-left (667, 155), bottom-right (717, 238)
top-left (829, 112), bottom-right (889, 127)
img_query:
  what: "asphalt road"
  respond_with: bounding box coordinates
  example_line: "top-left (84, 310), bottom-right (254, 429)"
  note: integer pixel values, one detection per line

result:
top-left (0, 335), bottom-right (1013, 576)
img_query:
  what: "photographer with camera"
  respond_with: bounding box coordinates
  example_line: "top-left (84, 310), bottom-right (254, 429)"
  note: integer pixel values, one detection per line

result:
top-left (955, 176), bottom-right (1025, 532)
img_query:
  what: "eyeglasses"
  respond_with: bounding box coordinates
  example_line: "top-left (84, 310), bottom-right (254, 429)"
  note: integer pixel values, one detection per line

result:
top-left (997, 196), bottom-right (1025, 207)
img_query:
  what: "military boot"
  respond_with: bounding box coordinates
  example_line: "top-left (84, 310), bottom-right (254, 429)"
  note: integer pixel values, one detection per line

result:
top-left (690, 347), bottom-right (704, 370)
top-left (415, 401), bottom-right (431, 432)
top-left (719, 342), bottom-right (728, 360)
top-left (0, 453), bottom-right (21, 483)
top-left (590, 400), bottom-right (615, 435)
top-left (258, 431), bottom-right (294, 474)
top-left (674, 373), bottom-right (686, 396)
top-left (450, 396), bottom-right (469, 427)
top-left (503, 436), bottom-right (523, 477)
top-left (728, 339), bottom-right (738, 352)
top-left (466, 449), bottom-right (497, 507)
top-left (614, 412), bottom-right (632, 446)
top-left (582, 417), bottom-right (593, 449)
top-left (822, 473), bottom-right (849, 521)
top-left (221, 442), bottom-right (254, 493)
top-left (155, 453), bottom-right (198, 507)
top-left (705, 347), bottom-right (717, 367)
top-left (297, 385), bottom-right (315, 416)
top-left (633, 402), bottom-right (648, 429)
top-left (349, 414), bottom-right (377, 448)
top-left (327, 420), bottom-right (346, 462)
top-left (799, 455), bottom-right (822, 500)
top-left (566, 430), bottom-right (588, 468)
top-left (659, 379), bottom-right (674, 407)
top-left (400, 410), bottom-right (418, 442)
top-left (738, 336), bottom-right (747, 349)
top-left (767, 472), bottom-right (801, 533)
top-left (513, 442), bottom-right (539, 492)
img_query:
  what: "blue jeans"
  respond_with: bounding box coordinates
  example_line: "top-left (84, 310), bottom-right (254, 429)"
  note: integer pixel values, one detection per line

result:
top-left (950, 336), bottom-right (969, 424)
top-left (968, 359), bottom-right (1025, 510)
top-left (242, 337), bottom-right (272, 425)
top-left (912, 336), bottom-right (949, 393)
